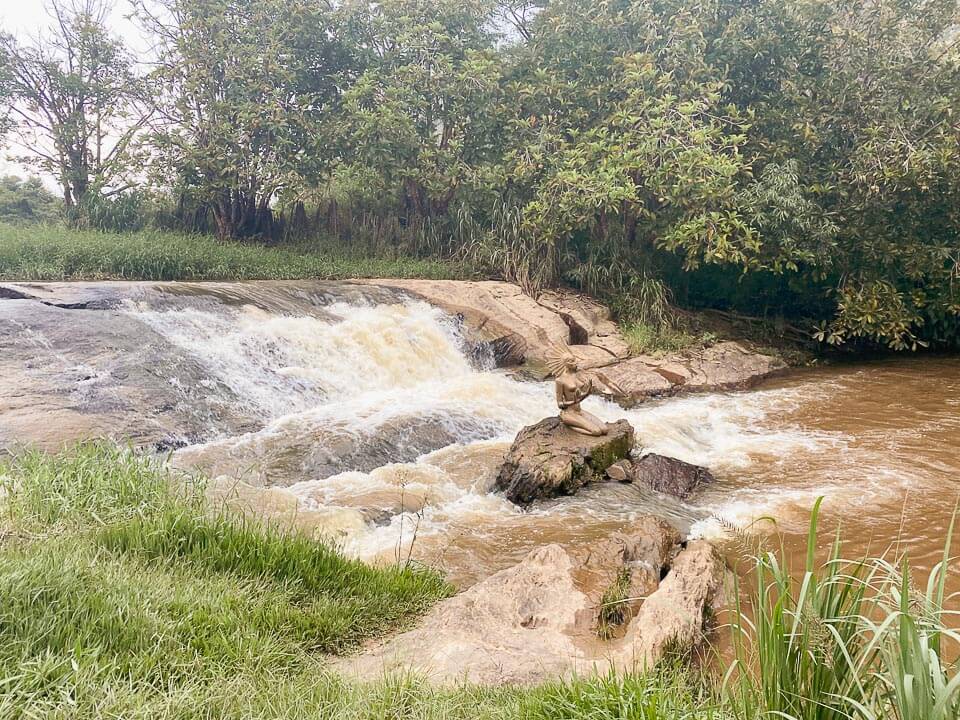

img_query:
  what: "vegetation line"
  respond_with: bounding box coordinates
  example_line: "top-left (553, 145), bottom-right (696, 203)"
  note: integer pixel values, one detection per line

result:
top-left (2, 0), bottom-right (958, 350)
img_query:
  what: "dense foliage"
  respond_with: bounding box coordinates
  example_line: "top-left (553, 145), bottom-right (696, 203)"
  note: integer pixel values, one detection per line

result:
top-left (0, 176), bottom-right (60, 224)
top-left (1, 0), bottom-right (958, 349)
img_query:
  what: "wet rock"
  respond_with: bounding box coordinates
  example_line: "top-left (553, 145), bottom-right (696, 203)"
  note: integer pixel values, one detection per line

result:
top-left (362, 280), bottom-right (631, 370)
top-left (173, 412), bottom-right (495, 487)
top-left (0, 298), bottom-right (255, 450)
top-left (675, 342), bottom-right (786, 392)
top-left (584, 359), bottom-right (674, 405)
top-left (0, 285), bottom-right (35, 300)
top-left (605, 459), bottom-right (633, 482)
top-left (0, 280), bottom-right (417, 451)
top-left (495, 417), bottom-right (635, 505)
top-left (628, 454), bottom-right (715, 500)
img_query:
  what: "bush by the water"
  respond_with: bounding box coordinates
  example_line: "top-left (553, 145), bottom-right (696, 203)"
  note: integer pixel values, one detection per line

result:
top-left (1, 446), bottom-right (957, 718)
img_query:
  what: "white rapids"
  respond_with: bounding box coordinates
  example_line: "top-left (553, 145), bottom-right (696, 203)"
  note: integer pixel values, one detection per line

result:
top-left (124, 296), bottom-right (960, 587)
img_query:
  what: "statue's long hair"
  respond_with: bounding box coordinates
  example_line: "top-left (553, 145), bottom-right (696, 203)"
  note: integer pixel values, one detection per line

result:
top-left (545, 342), bottom-right (575, 377)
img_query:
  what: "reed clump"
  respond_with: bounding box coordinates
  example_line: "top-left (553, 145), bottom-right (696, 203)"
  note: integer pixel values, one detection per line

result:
top-left (726, 497), bottom-right (960, 720)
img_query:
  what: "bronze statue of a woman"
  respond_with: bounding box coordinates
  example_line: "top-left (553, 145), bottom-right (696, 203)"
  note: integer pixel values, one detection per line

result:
top-left (547, 346), bottom-right (625, 436)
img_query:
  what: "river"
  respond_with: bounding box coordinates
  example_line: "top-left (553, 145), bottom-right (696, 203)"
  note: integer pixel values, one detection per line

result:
top-left (106, 292), bottom-right (957, 605)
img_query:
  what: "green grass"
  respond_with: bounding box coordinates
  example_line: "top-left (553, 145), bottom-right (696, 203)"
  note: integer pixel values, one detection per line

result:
top-left (621, 321), bottom-right (716, 357)
top-left (0, 444), bottom-right (722, 719)
top-left (726, 498), bottom-right (960, 720)
top-left (0, 222), bottom-right (475, 282)
top-left (596, 567), bottom-right (634, 640)
top-left (0, 445), bottom-right (455, 717)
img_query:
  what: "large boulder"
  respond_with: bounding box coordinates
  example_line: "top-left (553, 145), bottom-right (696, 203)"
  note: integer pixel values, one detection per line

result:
top-left (628, 453), bottom-right (716, 500)
top-left (496, 417), bottom-right (635, 505)
top-left (584, 359), bottom-right (674, 405)
top-left (620, 541), bottom-right (726, 665)
top-left (571, 516), bottom-right (682, 631)
top-left (335, 531), bottom-right (727, 685)
top-left (337, 544), bottom-right (589, 685)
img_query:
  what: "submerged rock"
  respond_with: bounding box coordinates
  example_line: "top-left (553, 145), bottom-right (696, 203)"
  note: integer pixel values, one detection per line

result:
top-left (628, 453), bottom-right (716, 500)
top-left (495, 417), bottom-right (635, 505)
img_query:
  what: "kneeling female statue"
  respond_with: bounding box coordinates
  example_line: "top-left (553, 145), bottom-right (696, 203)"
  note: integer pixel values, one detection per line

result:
top-left (547, 345), bottom-right (625, 436)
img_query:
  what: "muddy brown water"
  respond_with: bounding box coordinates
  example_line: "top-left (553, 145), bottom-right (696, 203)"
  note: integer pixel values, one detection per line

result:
top-left (144, 294), bottom-right (959, 605)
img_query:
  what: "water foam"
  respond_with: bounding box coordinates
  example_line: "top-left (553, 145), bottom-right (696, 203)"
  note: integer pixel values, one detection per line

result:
top-left (129, 299), bottom-right (481, 421)
top-left (129, 294), bottom-right (859, 565)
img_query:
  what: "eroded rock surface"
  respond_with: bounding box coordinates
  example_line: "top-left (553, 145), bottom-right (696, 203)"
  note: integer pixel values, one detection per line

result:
top-left (620, 541), bottom-right (726, 663)
top-left (495, 416), bottom-right (634, 505)
top-left (571, 516), bottom-right (682, 628)
top-left (0, 280), bottom-right (407, 450)
top-left (337, 529), bottom-right (727, 686)
top-left (678, 342), bottom-right (787, 392)
top-left (585, 341), bottom-right (787, 407)
top-left (362, 279), bottom-right (631, 370)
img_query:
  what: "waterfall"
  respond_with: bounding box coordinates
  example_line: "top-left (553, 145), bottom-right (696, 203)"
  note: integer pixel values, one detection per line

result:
top-left (125, 290), bottom-right (960, 588)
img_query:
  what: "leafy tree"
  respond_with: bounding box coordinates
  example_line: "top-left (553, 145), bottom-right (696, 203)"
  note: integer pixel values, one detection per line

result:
top-left (0, 0), bottom-right (151, 223)
top-left (716, 0), bottom-right (960, 348)
top-left (335, 0), bottom-right (503, 221)
top-left (0, 175), bottom-right (61, 223)
top-left (489, 0), bottom-right (753, 293)
top-left (137, 0), bottom-right (349, 240)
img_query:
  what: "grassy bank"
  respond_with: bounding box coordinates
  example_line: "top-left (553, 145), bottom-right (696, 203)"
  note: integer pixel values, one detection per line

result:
top-left (0, 445), bottom-right (718, 719)
top-left (0, 445), bottom-right (456, 718)
top-left (0, 222), bottom-right (474, 282)
top-left (1, 446), bottom-right (957, 719)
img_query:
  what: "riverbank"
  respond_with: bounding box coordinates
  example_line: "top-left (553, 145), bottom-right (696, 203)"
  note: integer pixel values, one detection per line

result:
top-left (0, 222), bottom-right (472, 283)
top-left (0, 444), bottom-right (719, 719)
top-left (0, 222), bottom-right (814, 365)
top-left (2, 445), bottom-right (956, 719)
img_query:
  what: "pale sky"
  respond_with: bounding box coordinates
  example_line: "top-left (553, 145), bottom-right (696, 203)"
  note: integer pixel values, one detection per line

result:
top-left (0, 0), bottom-right (139, 38)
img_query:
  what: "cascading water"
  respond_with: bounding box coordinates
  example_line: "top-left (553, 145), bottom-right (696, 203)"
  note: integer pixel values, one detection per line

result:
top-left (123, 293), bottom-right (960, 590)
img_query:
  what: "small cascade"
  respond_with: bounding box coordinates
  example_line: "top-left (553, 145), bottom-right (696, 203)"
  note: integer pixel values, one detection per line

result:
top-left (118, 290), bottom-right (960, 589)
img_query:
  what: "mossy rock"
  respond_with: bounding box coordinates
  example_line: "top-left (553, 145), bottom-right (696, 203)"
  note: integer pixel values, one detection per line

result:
top-left (495, 417), bottom-right (635, 506)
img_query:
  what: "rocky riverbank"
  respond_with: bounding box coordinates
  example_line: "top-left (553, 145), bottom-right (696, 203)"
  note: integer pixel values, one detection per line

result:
top-left (337, 522), bottom-right (727, 685)
top-left (364, 280), bottom-right (788, 403)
